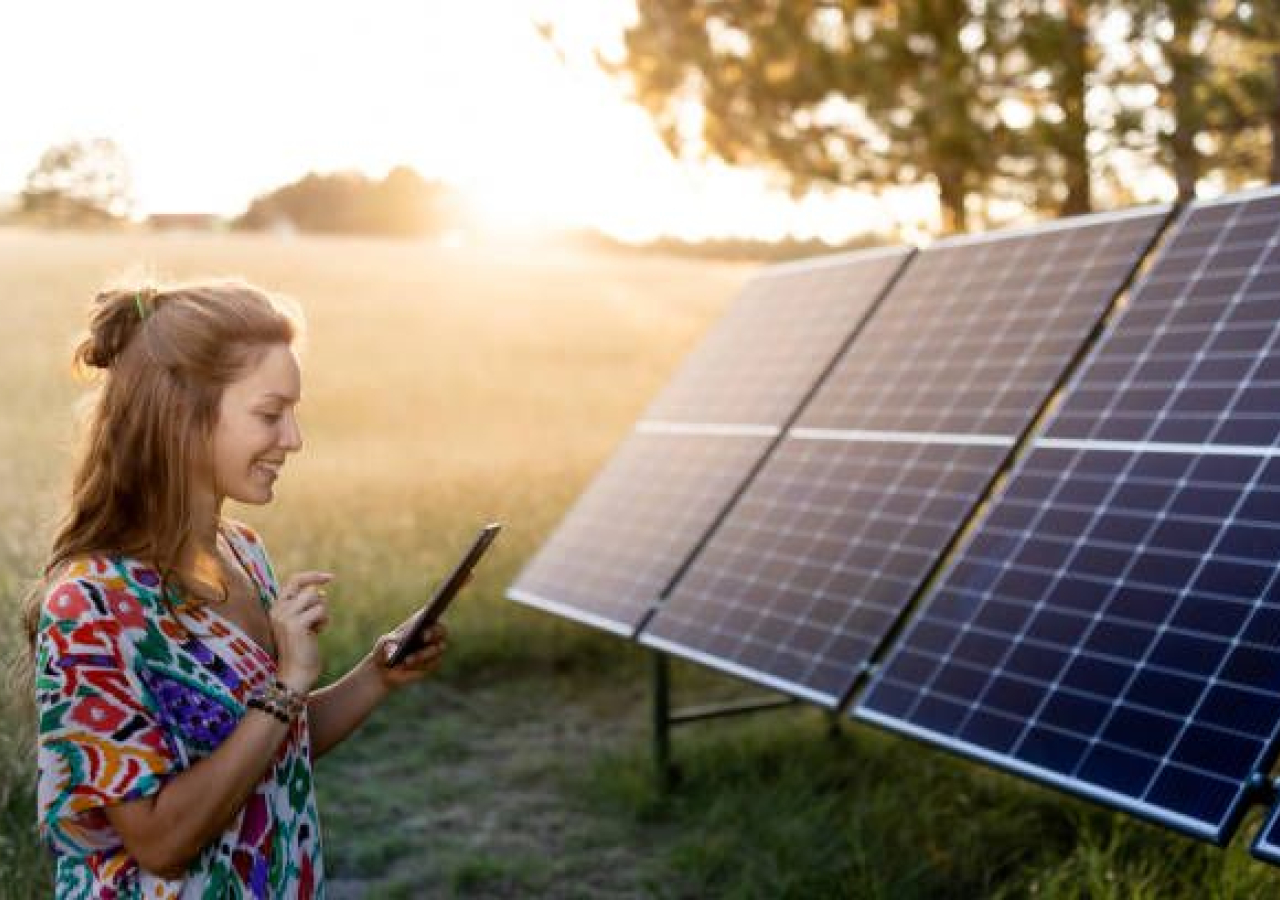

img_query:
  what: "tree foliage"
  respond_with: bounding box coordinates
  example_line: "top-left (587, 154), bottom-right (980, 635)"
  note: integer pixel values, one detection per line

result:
top-left (987, 0), bottom-right (1095, 216)
top-left (234, 166), bottom-right (457, 237)
top-left (20, 138), bottom-right (134, 226)
top-left (618, 0), bottom-right (1011, 233)
top-left (615, 0), bottom-right (1280, 234)
top-left (1204, 0), bottom-right (1280, 186)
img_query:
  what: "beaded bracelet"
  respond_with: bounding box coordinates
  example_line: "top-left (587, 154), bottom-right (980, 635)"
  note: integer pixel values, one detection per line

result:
top-left (247, 679), bottom-right (307, 724)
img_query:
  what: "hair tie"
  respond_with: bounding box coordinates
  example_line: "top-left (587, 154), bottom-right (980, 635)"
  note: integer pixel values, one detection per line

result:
top-left (134, 292), bottom-right (149, 322)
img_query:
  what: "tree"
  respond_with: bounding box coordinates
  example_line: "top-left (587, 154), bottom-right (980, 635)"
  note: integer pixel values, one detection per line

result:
top-left (1214, 0), bottom-right (1280, 185)
top-left (616, 0), bottom-right (1017, 234)
top-left (373, 166), bottom-right (459, 236)
top-left (235, 167), bottom-right (455, 237)
top-left (989, 0), bottom-right (1097, 216)
top-left (20, 138), bottom-right (134, 226)
top-left (1104, 1), bottom-right (1277, 200)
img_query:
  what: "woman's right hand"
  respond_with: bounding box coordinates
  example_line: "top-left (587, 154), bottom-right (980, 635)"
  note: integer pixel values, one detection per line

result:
top-left (271, 571), bottom-right (334, 693)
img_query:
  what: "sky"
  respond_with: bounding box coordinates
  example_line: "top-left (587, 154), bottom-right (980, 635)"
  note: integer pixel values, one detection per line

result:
top-left (0, 0), bottom-right (940, 242)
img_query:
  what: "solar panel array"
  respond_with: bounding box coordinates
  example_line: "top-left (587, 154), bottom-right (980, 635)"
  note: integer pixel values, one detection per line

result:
top-left (511, 185), bottom-right (1280, 860)
top-left (642, 209), bottom-right (1170, 705)
top-left (509, 248), bottom-right (912, 635)
top-left (857, 190), bottom-right (1280, 844)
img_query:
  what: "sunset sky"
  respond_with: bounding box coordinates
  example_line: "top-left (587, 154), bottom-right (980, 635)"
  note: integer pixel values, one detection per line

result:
top-left (0, 0), bottom-right (947, 242)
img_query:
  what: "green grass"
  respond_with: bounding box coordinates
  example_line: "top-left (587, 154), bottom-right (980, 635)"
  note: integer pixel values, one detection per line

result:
top-left (4, 229), bottom-right (1280, 898)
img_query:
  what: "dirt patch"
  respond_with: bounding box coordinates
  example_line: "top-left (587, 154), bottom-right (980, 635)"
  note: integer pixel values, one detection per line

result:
top-left (319, 675), bottom-right (663, 899)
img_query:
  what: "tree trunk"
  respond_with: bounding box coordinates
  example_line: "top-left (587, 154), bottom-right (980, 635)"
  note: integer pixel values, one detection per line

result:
top-left (1060, 0), bottom-right (1092, 215)
top-left (1271, 53), bottom-right (1280, 184)
top-left (937, 170), bottom-right (968, 234)
top-left (1168, 2), bottom-right (1203, 200)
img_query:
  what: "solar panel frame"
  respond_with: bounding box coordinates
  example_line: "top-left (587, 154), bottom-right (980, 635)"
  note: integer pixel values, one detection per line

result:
top-left (641, 205), bottom-right (1174, 705)
top-left (856, 187), bottom-right (1280, 844)
top-left (1252, 799), bottom-right (1280, 865)
top-left (509, 247), bottom-right (914, 636)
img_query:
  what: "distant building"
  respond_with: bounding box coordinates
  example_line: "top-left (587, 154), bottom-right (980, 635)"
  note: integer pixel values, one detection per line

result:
top-left (147, 213), bottom-right (224, 233)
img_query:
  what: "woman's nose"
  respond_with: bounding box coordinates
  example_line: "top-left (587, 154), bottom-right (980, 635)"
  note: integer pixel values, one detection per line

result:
top-left (282, 410), bottom-right (303, 452)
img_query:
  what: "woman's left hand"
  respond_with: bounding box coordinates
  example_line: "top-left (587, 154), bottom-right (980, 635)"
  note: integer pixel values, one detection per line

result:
top-left (369, 622), bottom-right (448, 691)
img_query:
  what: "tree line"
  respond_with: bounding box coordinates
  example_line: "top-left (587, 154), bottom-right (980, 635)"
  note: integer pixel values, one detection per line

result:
top-left (12, 140), bottom-right (458, 238)
top-left (15, 3), bottom-right (1279, 243)
top-left (613, 0), bottom-right (1280, 233)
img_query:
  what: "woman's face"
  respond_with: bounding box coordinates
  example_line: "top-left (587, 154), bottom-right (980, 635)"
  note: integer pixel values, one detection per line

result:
top-left (210, 343), bottom-right (303, 506)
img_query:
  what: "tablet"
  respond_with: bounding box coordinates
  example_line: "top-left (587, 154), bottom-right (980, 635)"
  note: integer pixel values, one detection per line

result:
top-left (386, 522), bottom-right (501, 667)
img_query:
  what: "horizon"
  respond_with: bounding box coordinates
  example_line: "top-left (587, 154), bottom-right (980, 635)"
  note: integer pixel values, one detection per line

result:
top-left (2, 1), bottom-right (1215, 245)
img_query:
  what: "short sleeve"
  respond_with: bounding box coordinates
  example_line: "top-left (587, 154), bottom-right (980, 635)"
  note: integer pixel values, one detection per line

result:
top-left (35, 572), bottom-right (178, 856)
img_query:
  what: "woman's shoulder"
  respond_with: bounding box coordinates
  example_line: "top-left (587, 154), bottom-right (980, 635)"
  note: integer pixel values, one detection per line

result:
top-left (40, 554), bottom-right (165, 630)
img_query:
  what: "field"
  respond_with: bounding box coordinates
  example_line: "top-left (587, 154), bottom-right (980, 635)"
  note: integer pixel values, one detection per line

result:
top-left (2, 229), bottom-right (1280, 898)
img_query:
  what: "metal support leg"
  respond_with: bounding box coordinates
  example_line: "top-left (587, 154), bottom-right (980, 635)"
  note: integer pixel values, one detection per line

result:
top-left (652, 651), bottom-right (675, 791)
top-left (651, 648), bottom-right (800, 791)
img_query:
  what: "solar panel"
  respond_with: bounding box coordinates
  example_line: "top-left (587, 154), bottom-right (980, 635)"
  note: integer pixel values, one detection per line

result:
top-left (857, 188), bottom-right (1280, 843)
top-left (509, 430), bottom-right (774, 633)
top-left (642, 249), bottom-right (911, 426)
top-left (509, 248), bottom-right (912, 635)
top-left (1253, 800), bottom-right (1280, 865)
top-left (643, 207), bottom-right (1172, 704)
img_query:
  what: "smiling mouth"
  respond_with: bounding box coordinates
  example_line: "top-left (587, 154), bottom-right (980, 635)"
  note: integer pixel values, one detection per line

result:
top-left (256, 461), bottom-right (285, 478)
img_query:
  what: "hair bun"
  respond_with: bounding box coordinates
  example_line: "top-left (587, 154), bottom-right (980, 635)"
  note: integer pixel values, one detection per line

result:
top-left (77, 288), bottom-right (154, 370)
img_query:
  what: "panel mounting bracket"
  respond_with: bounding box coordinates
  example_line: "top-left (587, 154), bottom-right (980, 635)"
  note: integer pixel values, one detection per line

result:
top-left (652, 650), bottom-right (821, 791)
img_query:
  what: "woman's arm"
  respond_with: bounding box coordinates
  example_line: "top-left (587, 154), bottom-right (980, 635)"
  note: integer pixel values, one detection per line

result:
top-left (309, 623), bottom-right (447, 759)
top-left (308, 655), bottom-right (391, 759)
top-left (104, 708), bottom-right (294, 878)
top-left (104, 571), bottom-right (332, 878)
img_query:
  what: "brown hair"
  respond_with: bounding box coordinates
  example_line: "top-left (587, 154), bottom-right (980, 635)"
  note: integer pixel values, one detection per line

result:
top-left (17, 278), bottom-right (303, 682)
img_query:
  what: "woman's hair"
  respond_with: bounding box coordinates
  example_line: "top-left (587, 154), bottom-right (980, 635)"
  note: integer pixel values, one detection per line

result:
top-left (17, 278), bottom-right (304, 679)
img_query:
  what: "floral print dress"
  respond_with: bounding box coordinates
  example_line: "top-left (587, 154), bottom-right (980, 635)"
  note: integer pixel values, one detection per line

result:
top-left (35, 521), bottom-right (325, 898)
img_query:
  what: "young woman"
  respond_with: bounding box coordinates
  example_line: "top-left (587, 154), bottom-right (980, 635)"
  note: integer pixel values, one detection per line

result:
top-left (23, 280), bottom-right (446, 898)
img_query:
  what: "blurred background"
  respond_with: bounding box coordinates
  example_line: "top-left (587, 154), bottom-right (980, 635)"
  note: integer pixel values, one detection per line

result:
top-left (3, 2), bottom-right (1280, 897)
top-left (5, 0), bottom-right (1277, 248)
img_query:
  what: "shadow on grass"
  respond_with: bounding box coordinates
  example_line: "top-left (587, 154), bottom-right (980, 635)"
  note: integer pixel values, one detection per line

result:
top-left (579, 709), bottom-right (1280, 900)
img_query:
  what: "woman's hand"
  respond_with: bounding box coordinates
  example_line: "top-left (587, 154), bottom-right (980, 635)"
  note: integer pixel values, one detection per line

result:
top-left (369, 621), bottom-right (448, 691)
top-left (272, 571), bottom-right (334, 693)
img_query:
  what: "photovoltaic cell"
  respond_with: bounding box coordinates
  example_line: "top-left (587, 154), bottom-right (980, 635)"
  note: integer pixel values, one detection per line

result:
top-left (643, 208), bottom-right (1171, 704)
top-left (858, 188), bottom-right (1280, 842)
top-left (509, 249), bottom-right (912, 635)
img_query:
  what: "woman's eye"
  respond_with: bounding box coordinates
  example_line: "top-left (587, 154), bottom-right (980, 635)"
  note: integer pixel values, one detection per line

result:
top-left (259, 413), bottom-right (282, 424)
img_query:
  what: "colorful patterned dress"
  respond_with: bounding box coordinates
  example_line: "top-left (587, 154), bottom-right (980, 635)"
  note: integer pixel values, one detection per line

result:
top-left (35, 521), bottom-right (325, 898)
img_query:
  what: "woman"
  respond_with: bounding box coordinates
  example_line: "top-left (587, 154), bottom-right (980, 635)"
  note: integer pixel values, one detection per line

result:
top-left (23, 280), bottom-right (446, 898)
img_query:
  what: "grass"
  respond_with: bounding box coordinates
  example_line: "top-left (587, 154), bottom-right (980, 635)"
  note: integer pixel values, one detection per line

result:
top-left (3, 229), bottom-right (1280, 897)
